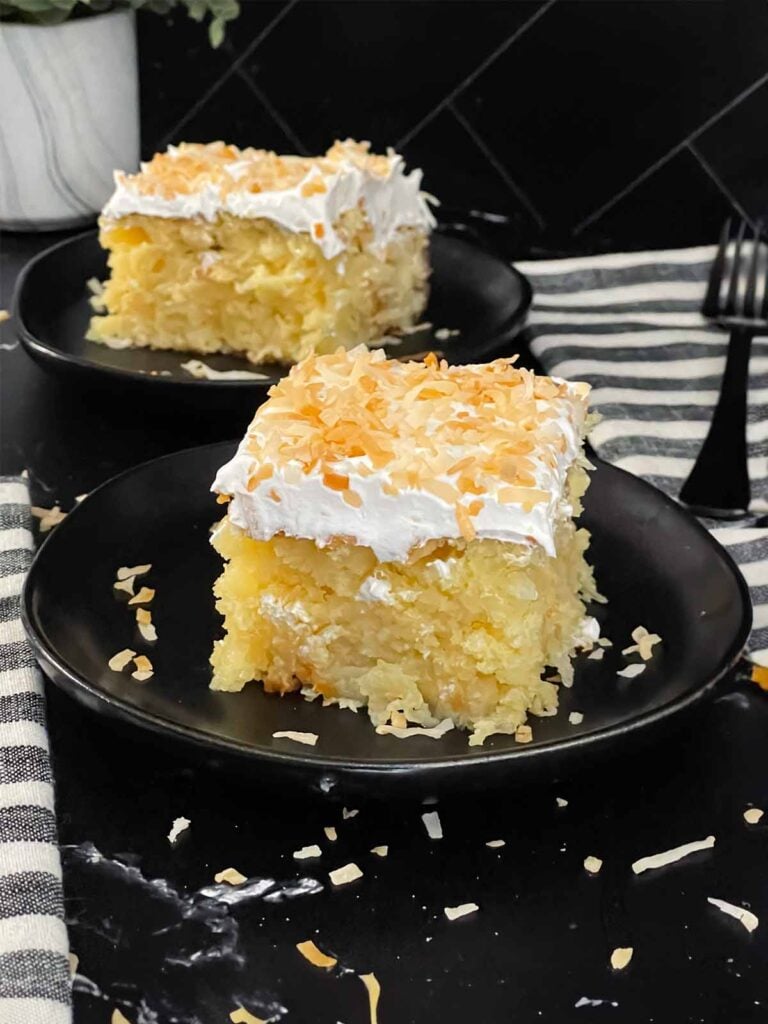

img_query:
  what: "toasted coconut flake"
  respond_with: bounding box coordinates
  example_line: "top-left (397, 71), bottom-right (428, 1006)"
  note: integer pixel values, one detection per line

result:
top-left (293, 844), bottom-right (322, 860)
top-left (422, 810), bottom-right (443, 840)
top-left (597, 637), bottom-right (612, 647)
top-left (486, 840), bottom-right (505, 849)
top-left (617, 663), bottom-right (646, 679)
top-left (376, 718), bottom-right (454, 740)
top-left (744, 808), bottom-right (764, 825)
top-left (108, 648), bottom-right (136, 672)
top-left (69, 952), bottom-right (79, 975)
top-left (444, 902), bottom-right (479, 921)
top-left (584, 855), bottom-right (603, 875)
top-left (31, 505), bottom-right (67, 532)
top-left (708, 897), bottom-right (759, 933)
top-left (113, 576), bottom-right (135, 595)
top-left (0, 309), bottom-right (10, 323)
top-left (610, 947), bottom-right (633, 971)
top-left (622, 625), bottom-right (662, 660)
top-left (587, 648), bottom-right (604, 661)
top-left (568, 711), bottom-right (584, 725)
top-left (129, 586), bottom-right (155, 605)
top-left (370, 845), bottom-right (388, 857)
top-left (632, 835), bottom-right (715, 875)
top-left (272, 730), bottom-right (318, 746)
top-left (296, 939), bottom-right (337, 969)
top-left (112, 1011), bottom-right (133, 1024)
top-left (131, 653), bottom-right (154, 681)
top-left (515, 724), bottom-right (533, 744)
top-left (214, 867), bottom-right (247, 885)
top-left (168, 816), bottom-right (190, 844)
top-left (181, 359), bottom-right (269, 381)
top-left (229, 1009), bottom-right (267, 1024)
top-left (117, 564), bottom-right (151, 580)
top-left (343, 807), bottom-right (359, 820)
top-left (556, 797), bottom-right (569, 808)
top-left (324, 826), bottom-right (338, 842)
top-left (359, 972), bottom-right (381, 1024)
top-left (329, 862), bottom-right (363, 886)
top-left (136, 608), bottom-right (158, 642)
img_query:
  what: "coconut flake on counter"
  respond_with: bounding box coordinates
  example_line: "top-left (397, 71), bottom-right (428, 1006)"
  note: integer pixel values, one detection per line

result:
top-left (376, 718), bottom-right (454, 740)
top-left (293, 844), bottom-right (322, 860)
top-left (31, 505), bottom-right (67, 532)
top-left (444, 903), bottom-right (479, 921)
top-left (329, 863), bottom-right (363, 886)
top-left (229, 1008), bottom-right (267, 1024)
top-left (214, 867), bottom-right (247, 885)
top-left (131, 654), bottom-right (154, 682)
top-left (707, 897), bottom-right (759, 933)
top-left (584, 855), bottom-right (603, 875)
top-left (622, 625), bottom-right (662, 661)
top-left (296, 939), bottom-right (337, 969)
top-left (108, 649), bottom-right (136, 672)
top-left (128, 586), bottom-right (155, 605)
top-left (744, 808), bottom-right (764, 825)
top-left (167, 816), bottom-right (190, 844)
top-left (181, 359), bottom-right (269, 381)
top-left (117, 564), bottom-right (151, 580)
top-left (610, 947), bottom-right (633, 971)
top-left (617, 663), bottom-right (646, 679)
top-left (324, 826), bottom-right (338, 842)
top-left (422, 810), bottom-right (443, 839)
top-left (272, 730), bottom-right (318, 747)
top-left (632, 835), bottom-right (715, 875)
top-left (359, 973), bottom-right (381, 1024)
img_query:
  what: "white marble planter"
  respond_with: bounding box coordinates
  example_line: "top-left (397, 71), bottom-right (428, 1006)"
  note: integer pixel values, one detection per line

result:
top-left (0, 9), bottom-right (139, 231)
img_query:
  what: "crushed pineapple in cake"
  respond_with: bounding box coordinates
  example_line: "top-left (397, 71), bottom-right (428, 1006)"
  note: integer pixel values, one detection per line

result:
top-left (88, 140), bottom-right (434, 365)
top-left (210, 347), bottom-right (599, 745)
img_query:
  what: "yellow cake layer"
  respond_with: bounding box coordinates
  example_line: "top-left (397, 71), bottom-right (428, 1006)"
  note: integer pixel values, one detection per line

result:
top-left (88, 210), bottom-right (428, 365)
top-left (210, 468), bottom-right (597, 746)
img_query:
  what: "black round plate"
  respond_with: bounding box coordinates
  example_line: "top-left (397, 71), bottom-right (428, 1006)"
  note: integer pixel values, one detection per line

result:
top-left (23, 443), bottom-right (751, 795)
top-left (13, 226), bottom-right (531, 395)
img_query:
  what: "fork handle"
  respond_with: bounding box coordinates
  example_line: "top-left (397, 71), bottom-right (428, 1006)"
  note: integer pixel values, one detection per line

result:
top-left (679, 326), bottom-right (752, 518)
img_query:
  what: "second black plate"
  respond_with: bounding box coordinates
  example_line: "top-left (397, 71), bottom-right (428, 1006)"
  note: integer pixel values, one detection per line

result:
top-left (23, 443), bottom-right (751, 796)
top-left (14, 225), bottom-right (531, 395)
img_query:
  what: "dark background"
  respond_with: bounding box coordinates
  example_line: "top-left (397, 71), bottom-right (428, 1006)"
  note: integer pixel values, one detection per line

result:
top-left (139, 0), bottom-right (768, 259)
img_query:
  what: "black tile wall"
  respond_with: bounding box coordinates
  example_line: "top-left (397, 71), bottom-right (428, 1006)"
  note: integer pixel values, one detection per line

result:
top-left (137, 0), bottom-right (768, 257)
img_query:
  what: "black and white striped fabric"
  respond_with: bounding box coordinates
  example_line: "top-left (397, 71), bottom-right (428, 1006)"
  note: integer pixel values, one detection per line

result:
top-left (0, 479), bottom-right (70, 1024)
top-left (516, 244), bottom-right (768, 665)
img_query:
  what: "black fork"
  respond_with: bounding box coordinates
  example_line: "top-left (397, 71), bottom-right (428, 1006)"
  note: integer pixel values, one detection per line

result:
top-left (679, 219), bottom-right (768, 519)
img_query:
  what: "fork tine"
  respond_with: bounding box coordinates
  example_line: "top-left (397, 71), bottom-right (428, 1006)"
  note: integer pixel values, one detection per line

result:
top-left (744, 220), bottom-right (762, 318)
top-left (704, 218), bottom-right (731, 318)
top-left (724, 218), bottom-right (747, 316)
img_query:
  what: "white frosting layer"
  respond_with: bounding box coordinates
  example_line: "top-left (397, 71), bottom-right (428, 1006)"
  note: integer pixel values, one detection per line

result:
top-left (102, 153), bottom-right (435, 260)
top-left (212, 383), bottom-right (587, 564)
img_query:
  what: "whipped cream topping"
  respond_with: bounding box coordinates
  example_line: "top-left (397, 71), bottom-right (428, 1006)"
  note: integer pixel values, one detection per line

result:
top-left (212, 383), bottom-right (588, 564)
top-left (102, 146), bottom-right (435, 260)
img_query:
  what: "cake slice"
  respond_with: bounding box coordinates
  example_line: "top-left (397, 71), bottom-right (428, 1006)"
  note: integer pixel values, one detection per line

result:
top-left (88, 140), bottom-right (434, 364)
top-left (210, 347), bottom-right (599, 745)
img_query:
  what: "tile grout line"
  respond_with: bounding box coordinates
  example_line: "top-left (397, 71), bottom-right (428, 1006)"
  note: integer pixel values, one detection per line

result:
top-left (573, 69), bottom-right (768, 237)
top-left (235, 67), bottom-right (309, 155)
top-left (687, 142), bottom-right (756, 229)
top-left (449, 103), bottom-right (547, 230)
top-left (158, 0), bottom-right (300, 147)
top-left (395, 0), bottom-right (558, 150)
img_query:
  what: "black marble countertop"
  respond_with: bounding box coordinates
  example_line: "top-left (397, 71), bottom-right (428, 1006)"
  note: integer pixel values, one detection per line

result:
top-left (2, 229), bottom-right (768, 1024)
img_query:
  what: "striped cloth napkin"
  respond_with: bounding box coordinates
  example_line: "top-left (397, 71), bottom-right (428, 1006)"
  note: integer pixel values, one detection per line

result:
top-left (0, 479), bottom-right (71, 1024)
top-left (516, 244), bottom-right (768, 666)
